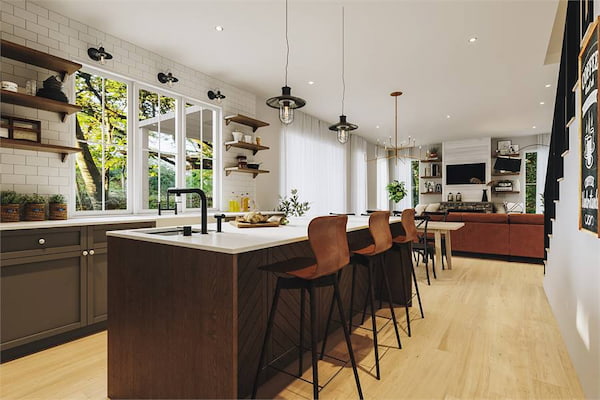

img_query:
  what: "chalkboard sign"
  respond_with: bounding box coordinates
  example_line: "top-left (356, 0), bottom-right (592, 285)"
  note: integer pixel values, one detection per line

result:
top-left (579, 19), bottom-right (600, 237)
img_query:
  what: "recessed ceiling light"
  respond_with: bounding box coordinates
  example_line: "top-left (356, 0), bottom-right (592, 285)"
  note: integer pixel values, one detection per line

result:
top-left (545, 84), bottom-right (551, 88)
top-left (468, 37), bottom-right (478, 43)
top-left (532, 126), bottom-right (537, 129)
top-left (376, 125), bottom-right (380, 129)
top-left (446, 115), bottom-right (451, 119)
top-left (307, 81), bottom-right (314, 85)
top-left (539, 101), bottom-right (545, 105)
top-left (215, 25), bottom-right (224, 32)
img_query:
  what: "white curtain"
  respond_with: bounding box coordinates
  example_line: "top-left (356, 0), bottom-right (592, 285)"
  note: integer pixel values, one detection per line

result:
top-left (376, 157), bottom-right (389, 210)
top-left (392, 158), bottom-right (413, 212)
top-left (282, 112), bottom-right (348, 216)
top-left (350, 135), bottom-right (367, 215)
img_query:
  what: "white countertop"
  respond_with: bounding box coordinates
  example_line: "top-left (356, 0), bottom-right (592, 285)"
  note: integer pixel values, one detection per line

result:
top-left (0, 211), bottom-right (285, 231)
top-left (107, 216), bottom-right (404, 254)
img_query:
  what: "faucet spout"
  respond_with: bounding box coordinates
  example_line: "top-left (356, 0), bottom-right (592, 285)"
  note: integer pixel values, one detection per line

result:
top-left (166, 188), bottom-right (208, 234)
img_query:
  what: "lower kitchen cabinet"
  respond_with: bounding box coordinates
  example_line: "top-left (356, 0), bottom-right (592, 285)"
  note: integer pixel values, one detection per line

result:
top-left (0, 221), bottom-right (154, 354)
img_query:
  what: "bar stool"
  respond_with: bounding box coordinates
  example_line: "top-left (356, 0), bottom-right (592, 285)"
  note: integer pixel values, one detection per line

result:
top-left (251, 215), bottom-right (363, 400)
top-left (391, 209), bottom-right (425, 337)
top-left (320, 211), bottom-right (402, 381)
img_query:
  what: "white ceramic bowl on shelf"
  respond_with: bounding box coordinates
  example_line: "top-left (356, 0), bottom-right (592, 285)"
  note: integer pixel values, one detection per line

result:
top-left (232, 131), bottom-right (243, 142)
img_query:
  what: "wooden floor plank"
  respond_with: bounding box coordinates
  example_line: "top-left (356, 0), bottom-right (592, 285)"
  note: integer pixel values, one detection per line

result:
top-left (0, 257), bottom-right (584, 400)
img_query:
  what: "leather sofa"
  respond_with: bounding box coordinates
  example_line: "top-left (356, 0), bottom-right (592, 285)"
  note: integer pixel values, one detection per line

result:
top-left (428, 212), bottom-right (544, 259)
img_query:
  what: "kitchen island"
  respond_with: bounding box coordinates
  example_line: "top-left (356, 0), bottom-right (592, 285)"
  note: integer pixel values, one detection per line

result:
top-left (107, 216), bottom-right (413, 399)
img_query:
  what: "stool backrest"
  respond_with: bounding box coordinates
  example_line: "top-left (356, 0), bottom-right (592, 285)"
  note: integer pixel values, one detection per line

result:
top-left (308, 215), bottom-right (350, 277)
top-left (368, 211), bottom-right (392, 254)
top-left (400, 208), bottom-right (418, 242)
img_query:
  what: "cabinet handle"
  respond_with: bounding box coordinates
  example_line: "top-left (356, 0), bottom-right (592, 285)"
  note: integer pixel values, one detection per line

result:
top-left (89, 249), bottom-right (95, 255)
top-left (82, 250), bottom-right (88, 256)
top-left (38, 238), bottom-right (45, 245)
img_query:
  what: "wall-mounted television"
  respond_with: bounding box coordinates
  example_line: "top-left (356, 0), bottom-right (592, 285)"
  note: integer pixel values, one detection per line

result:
top-left (446, 163), bottom-right (486, 185)
top-left (493, 157), bottom-right (521, 172)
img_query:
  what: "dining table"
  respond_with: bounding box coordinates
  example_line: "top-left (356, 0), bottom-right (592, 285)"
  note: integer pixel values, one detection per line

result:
top-left (415, 220), bottom-right (465, 269)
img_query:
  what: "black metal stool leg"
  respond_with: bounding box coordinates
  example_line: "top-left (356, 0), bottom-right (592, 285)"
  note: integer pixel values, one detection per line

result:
top-left (431, 251), bottom-right (437, 279)
top-left (333, 275), bottom-right (364, 399)
top-left (252, 279), bottom-right (282, 399)
top-left (319, 271), bottom-right (341, 360)
top-left (380, 257), bottom-right (402, 348)
top-left (299, 287), bottom-right (305, 375)
top-left (423, 250), bottom-right (431, 286)
top-left (411, 259), bottom-right (424, 318)
top-left (309, 284), bottom-right (319, 400)
top-left (349, 263), bottom-right (356, 331)
top-left (367, 260), bottom-right (381, 380)
top-left (396, 250), bottom-right (411, 338)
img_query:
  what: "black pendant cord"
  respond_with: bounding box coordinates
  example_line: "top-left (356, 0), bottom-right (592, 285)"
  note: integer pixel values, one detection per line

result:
top-left (341, 6), bottom-right (346, 116)
top-left (285, 0), bottom-right (289, 87)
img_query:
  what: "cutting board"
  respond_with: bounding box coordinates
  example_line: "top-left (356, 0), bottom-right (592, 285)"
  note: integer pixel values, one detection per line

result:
top-left (230, 220), bottom-right (280, 228)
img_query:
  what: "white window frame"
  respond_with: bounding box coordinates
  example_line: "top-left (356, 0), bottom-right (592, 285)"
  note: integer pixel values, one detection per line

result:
top-left (71, 65), bottom-right (222, 216)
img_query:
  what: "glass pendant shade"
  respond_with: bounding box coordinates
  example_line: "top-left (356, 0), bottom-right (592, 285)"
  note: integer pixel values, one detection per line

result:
top-left (329, 115), bottom-right (357, 144)
top-left (266, 86), bottom-right (306, 125)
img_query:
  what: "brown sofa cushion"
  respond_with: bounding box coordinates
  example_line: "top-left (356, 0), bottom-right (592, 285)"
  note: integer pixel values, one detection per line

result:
top-left (461, 213), bottom-right (508, 223)
top-left (508, 214), bottom-right (544, 225)
top-left (447, 213), bottom-right (463, 222)
top-left (510, 224), bottom-right (544, 257)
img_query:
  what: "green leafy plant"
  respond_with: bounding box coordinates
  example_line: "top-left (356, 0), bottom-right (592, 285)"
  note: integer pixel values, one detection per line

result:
top-left (386, 180), bottom-right (407, 203)
top-left (277, 189), bottom-right (310, 217)
top-left (1, 190), bottom-right (20, 205)
top-left (21, 193), bottom-right (47, 205)
top-left (49, 194), bottom-right (66, 204)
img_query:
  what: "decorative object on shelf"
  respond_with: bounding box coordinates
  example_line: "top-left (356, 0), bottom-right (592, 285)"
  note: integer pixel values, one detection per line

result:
top-left (482, 188), bottom-right (488, 202)
top-left (497, 140), bottom-right (512, 155)
top-left (21, 193), bottom-right (46, 221)
top-left (244, 134), bottom-right (253, 143)
top-left (36, 76), bottom-right (68, 103)
top-left (157, 71), bottom-right (179, 87)
top-left (265, 0), bottom-right (306, 125)
top-left (25, 80), bottom-right (37, 95)
top-left (456, 192), bottom-right (462, 202)
top-left (448, 192), bottom-right (454, 202)
top-left (87, 44), bottom-right (113, 65)
top-left (1, 116), bottom-right (41, 143)
top-left (48, 194), bottom-right (67, 220)
top-left (236, 155), bottom-right (248, 168)
top-left (207, 89), bottom-right (226, 103)
top-left (435, 183), bottom-right (442, 192)
top-left (386, 180), bottom-right (407, 203)
top-left (232, 131), bottom-right (243, 142)
top-left (277, 188), bottom-right (310, 221)
top-left (329, 7), bottom-right (357, 144)
top-left (1, 81), bottom-right (17, 92)
top-left (428, 147), bottom-right (439, 159)
top-left (508, 144), bottom-right (519, 154)
top-left (256, 136), bottom-right (262, 145)
top-left (1, 190), bottom-right (21, 222)
top-left (579, 19), bottom-right (599, 236)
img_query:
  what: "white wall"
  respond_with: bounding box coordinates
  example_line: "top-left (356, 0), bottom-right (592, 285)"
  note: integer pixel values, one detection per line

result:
top-left (0, 0), bottom-right (257, 212)
top-left (544, 98), bottom-right (600, 397)
top-left (254, 101), bottom-right (282, 211)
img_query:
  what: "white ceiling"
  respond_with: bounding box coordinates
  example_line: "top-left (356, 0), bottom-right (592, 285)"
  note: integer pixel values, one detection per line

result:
top-left (38, 0), bottom-right (561, 145)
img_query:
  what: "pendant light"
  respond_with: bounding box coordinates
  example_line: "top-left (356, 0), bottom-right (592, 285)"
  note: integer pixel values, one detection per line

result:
top-left (329, 7), bottom-right (357, 144)
top-left (266, 0), bottom-right (306, 125)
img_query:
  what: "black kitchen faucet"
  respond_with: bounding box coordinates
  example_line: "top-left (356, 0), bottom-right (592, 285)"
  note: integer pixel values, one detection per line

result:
top-left (159, 188), bottom-right (208, 234)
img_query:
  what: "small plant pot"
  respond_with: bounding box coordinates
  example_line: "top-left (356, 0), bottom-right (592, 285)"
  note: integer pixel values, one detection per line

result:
top-left (49, 203), bottom-right (67, 220)
top-left (24, 203), bottom-right (46, 221)
top-left (1, 204), bottom-right (20, 222)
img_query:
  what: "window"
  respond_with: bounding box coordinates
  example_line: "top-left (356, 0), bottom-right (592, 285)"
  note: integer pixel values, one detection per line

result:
top-left (525, 151), bottom-right (537, 214)
top-left (411, 160), bottom-right (419, 207)
top-left (185, 104), bottom-right (215, 208)
top-left (75, 70), bottom-right (128, 211)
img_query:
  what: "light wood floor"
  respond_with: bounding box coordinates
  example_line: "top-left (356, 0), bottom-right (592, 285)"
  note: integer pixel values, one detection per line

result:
top-left (0, 257), bottom-right (584, 399)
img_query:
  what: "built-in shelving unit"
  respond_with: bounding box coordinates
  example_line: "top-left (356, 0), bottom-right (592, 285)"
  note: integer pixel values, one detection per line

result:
top-left (421, 191), bottom-right (442, 195)
top-left (1, 90), bottom-right (81, 122)
top-left (420, 158), bottom-right (442, 163)
top-left (420, 175), bottom-right (442, 179)
top-left (224, 167), bottom-right (269, 179)
top-left (0, 138), bottom-right (81, 161)
top-left (492, 153), bottom-right (520, 158)
top-left (224, 141), bottom-right (269, 155)
top-left (492, 190), bottom-right (520, 194)
top-left (224, 114), bottom-right (269, 132)
top-left (1, 39), bottom-right (82, 81)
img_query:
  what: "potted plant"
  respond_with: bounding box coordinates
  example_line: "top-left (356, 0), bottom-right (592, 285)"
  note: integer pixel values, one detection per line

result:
top-left (1, 190), bottom-right (21, 222)
top-left (386, 180), bottom-right (407, 203)
top-left (49, 194), bottom-right (67, 220)
top-left (21, 193), bottom-right (47, 221)
top-left (276, 189), bottom-right (310, 224)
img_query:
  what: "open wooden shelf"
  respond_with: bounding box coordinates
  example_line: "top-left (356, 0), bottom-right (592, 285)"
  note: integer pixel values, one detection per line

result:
top-left (420, 176), bottom-right (442, 179)
top-left (420, 159), bottom-right (442, 163)
top-left (224, 114), bottom-right (269, 132)
top-left (492, 190), bottom-right (520, 194)
top-left (421, 192), bottom-right (442, 194)
top-left (224, 141), bottom-right (270, 155)
top-left (1, 90), bottom-right (81, 122)
top-left (1, 39), bottom-right (81, 81)
top-left (492, 172), bottom-right (520, 176)
top-left (0, 138), bottom-right (81, 161)
top-left (492, 153), bottom-right (520, 158)
top-left (224, 167), bottom-right (269, 179)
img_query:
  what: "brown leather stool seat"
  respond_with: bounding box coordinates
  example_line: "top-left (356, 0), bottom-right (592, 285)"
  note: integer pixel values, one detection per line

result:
top-left (251, 215), bottom-right (363, 400)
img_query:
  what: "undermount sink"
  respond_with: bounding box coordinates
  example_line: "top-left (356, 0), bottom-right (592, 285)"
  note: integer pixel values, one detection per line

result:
top-left (145, 228), bottom-right (214, 236)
